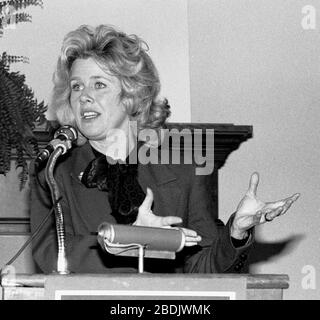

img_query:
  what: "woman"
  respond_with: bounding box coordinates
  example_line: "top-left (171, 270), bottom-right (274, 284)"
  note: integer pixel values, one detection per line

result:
top-left (30, 24), bottom-right (299, 274)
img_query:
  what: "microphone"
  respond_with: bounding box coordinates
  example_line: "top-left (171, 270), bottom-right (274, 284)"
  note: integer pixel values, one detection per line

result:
top-left (98, 223), bottom-right (186, 253)
top-left (35, 125), bottom-right (78, 166)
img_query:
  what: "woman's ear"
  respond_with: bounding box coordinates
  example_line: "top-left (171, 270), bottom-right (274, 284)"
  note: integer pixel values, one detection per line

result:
top-left (120, 96), bottom-right (131, 112)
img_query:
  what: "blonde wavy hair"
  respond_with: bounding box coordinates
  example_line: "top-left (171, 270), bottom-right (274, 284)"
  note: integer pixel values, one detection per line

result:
top-left (50, 24), bottom-right (171, 144)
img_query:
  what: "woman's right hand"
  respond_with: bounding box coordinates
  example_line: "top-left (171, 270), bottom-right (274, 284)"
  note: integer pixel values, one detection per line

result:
top-left (133, 188), bottom-right (202, 247)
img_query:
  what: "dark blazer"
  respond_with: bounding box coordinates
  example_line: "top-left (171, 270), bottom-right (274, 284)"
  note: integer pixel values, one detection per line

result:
top-left (30, 142), bottom-right (252, 274)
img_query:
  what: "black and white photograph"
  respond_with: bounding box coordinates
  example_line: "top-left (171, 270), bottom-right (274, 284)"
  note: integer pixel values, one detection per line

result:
top-left (0, 0), bottom-right (319, 305)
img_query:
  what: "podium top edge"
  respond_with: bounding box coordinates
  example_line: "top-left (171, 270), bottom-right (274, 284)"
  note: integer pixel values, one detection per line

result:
top-left (1, 273), bottom-right (289, 289)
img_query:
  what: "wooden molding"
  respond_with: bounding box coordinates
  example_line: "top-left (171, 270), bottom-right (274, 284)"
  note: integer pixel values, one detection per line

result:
top-left (33, 121), bottom-right (253, 169)
top-left (0, 217), bottom-right (30, 234)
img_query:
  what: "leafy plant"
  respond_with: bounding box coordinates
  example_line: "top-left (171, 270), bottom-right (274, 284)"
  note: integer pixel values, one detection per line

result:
top-left (0, 0), bottom-right (47, 189)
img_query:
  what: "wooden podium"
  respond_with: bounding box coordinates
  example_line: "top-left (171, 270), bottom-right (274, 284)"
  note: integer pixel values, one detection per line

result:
top-left (1, 273), bottom-right (288, 300)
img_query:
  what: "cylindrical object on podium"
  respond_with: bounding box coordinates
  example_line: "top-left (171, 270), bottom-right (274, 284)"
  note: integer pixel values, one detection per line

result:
top-left (98, 223), bottom-right (186, 252)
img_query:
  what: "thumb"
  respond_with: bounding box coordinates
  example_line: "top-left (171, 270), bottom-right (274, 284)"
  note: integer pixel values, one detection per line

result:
top-left (160, 216), bottom-right (183, 226)
top-left (140, 187), bottom-right (154, 211)
top-left (247, 172), bottom-right (259, 197)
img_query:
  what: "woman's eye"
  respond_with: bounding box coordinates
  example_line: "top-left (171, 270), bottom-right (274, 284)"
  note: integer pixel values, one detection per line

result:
top-left (95, 82), bottom-right (106, 89)
top-left (71, 83), bottom-right (82, 91)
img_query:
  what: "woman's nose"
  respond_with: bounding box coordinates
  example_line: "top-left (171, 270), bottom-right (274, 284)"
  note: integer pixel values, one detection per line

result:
top-left (80, 90), bottom-right (94, 104)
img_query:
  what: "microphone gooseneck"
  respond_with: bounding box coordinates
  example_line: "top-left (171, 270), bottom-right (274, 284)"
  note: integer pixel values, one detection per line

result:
top-left (35, 125), bottom-right (78, 166)
top-left (41, 125), bottom-right (77, 275)
top-left (45, 147), bottom-right (69, 274)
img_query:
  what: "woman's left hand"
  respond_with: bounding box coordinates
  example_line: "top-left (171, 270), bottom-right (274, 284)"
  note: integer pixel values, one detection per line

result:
top-left (231, 172), bottom-right (300, 239)
top-left (133, 188), bottom-right (201, 246)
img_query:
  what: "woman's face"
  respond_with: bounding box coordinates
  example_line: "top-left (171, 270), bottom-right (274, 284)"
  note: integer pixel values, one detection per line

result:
top-left (69, 57), bottom-right (129, 141)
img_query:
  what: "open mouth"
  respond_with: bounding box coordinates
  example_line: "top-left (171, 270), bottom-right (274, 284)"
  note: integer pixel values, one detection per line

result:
top-left (81, 111), bottom-right (101, 120)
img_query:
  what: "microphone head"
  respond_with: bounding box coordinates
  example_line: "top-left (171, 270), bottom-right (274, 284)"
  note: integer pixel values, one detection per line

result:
top-left (54, 125), bottom-right (78, 142)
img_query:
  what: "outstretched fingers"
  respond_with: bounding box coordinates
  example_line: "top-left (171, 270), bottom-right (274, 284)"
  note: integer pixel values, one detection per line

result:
top-left (266, 193), bottom-right (300, 212)
top-left (180, 227), bottom-right (202, 247)
top-left (263, 206), bottom-right (284, 222)
top-left (260, 193), bottom-right (300, 222)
